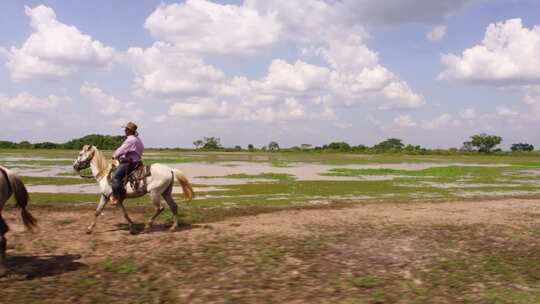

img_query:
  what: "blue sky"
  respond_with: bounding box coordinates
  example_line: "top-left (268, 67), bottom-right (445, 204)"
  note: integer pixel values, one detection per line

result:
top-left (1, 0), bottom-right (540, 149)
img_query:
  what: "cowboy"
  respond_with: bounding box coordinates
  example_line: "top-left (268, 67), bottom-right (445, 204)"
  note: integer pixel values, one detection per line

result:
top-left (111, 122), bottom-right (144, 204)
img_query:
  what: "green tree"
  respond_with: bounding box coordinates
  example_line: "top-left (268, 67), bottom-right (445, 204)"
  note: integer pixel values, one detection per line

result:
top-left (468, 133), bottom-right (502, 153)
top-left (63, 134), bottom-right (123, 150)
top-left (373, 138), bottom-right (404, 151)
top-left (193, 140), bottom-right (204, 149)
top-left (268, 141), bottom-right (280, 151)
top-left (247, 144), bottom-right (255, 151)
top-left (202, 137), bottom-right (222, 150)
top-left (511, 143), bottom-right (534, 152)
top-left (323, 142), bottom-right (351, 151)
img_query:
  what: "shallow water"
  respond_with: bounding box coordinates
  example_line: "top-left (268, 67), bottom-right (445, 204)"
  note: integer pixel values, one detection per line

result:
top-left (5, 156), bottom-right (515, 195)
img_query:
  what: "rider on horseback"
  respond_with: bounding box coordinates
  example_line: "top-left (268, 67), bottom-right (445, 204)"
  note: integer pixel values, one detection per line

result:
top-left (111, 122), bottom-right (144, 205)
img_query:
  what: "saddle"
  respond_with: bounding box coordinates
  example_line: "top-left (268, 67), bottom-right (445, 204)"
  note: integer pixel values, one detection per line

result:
top-left (108, 160), bottom-right (152, 194)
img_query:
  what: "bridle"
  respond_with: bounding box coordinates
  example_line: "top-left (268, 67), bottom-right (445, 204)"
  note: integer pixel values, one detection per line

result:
top-left (75, 150), bottom-right (96, 179)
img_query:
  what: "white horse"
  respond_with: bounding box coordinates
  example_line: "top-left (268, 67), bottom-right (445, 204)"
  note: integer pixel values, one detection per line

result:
top-left (0, 166), bottom-right (38, 276)
top-left (72, 145), bottom-right (194, 234)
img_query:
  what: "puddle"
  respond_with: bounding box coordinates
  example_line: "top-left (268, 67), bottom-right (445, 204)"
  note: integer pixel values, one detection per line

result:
top-left (3, 156), bottom-right (516, 195)
top-left (13, 165), bottom-right (73, 177)
top-left (27, 184), bottom-right (226, 194)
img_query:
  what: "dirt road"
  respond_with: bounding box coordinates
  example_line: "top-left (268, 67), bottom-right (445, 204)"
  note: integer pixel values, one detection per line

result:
top-left (1, 199), bottom-right (539, 303)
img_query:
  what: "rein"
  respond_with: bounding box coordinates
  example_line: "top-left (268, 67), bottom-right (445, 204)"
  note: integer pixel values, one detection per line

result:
top-left (76, 150), bottom-right (104, 180)
top-left (78, 170), bottom-right (95, 179)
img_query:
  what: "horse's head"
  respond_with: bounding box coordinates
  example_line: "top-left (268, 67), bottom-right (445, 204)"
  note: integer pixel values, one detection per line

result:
top-left (73, 145), bottom-right (96, 171)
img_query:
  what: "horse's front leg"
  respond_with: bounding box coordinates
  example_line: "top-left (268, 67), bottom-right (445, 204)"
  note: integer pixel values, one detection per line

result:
top-left (117, 201), bottom-right (136, 234)
top-left (87, 195), bottom-right (108, 234)
top-left (145, 192), bottom-right (164, 233)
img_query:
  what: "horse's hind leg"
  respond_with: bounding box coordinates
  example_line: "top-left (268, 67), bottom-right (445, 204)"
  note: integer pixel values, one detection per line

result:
top-left (162, 188), bottom-right (180, 232)
top-left (87, 195), bottom-right (108, 234)
top-left (144, 192), bottom-right (164, 233)
top-left (0, 214), bottom-right (9, 276)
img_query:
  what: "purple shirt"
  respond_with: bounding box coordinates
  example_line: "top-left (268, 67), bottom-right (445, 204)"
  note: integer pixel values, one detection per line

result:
top-left (114, 135), bottom-right (144, 162)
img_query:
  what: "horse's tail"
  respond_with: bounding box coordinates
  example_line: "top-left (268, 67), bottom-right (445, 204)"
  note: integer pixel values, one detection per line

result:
top-left (172, 169), bottom-right (194, 202)
top-left (2, 168), bottom-right (38, 232)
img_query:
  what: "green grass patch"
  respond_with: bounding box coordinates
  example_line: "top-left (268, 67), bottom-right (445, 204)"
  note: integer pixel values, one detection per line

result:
top-left (102, 258), bottom-right (138, 274)
top-left (20, 175), bottom-right (94, 185)
top-left (270, 161), bottom-right (293, 168)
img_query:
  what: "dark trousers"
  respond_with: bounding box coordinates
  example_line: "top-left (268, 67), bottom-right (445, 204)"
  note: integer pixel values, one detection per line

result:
top-left (112, 161), bottom-right (137, 197)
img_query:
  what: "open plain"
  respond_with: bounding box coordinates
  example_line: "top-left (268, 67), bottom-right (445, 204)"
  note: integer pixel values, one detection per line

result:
top-left (1, 149), bottom-right (540, 303)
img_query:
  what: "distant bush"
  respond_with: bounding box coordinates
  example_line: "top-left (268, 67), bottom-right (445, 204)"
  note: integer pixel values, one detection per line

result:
top-left (511, 143), bottom-right (534, 152)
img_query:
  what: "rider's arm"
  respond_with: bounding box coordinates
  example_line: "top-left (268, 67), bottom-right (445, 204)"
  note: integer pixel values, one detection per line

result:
top-left (113, 137), bottom-right (136, 159)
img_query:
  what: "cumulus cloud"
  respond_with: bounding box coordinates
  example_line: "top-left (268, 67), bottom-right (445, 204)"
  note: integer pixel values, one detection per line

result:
top-left (261, 60), bottom-right (330, 93)
top-left (334, 122), bottom-right (353, 129)
top-left (393, 115), bottom-right (417, 127)
top-left (127, 42), bottom-right (226, 97)
top-left (131, 0), bottom-right (425, 126)
top-left (422, 114), bottom-right (461, 129)
top-left (0, 92), bottom-right (68, 112)
top-left (145, 0), bottom-right (281, 55)
top-left (168, 98), bottom-right (229, 118)
top-left (427, 24), bottom-right (447, 42)
top-left (439, 18), bottom-right (540, 85)
top-left (80, 83), bottom-right (143, 122)
top-left (459, 108), bottom-right (477, 119)
top-left (4, 5), bottom-right (116, 82)
top-left (495, 106), bottom-right (519, 118)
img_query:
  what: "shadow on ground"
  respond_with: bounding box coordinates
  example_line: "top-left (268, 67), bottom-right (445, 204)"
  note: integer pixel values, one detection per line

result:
top-left (109, 222), bottom-right (204, 234)
top-left (5, 254), bottom-right (85, 279)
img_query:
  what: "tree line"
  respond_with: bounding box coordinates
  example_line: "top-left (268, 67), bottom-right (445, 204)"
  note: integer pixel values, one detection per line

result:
top-left (191, 133), bottom-right (535, 154)
top-left (0, 133), bottom-right (535, 153)
top-left (0, 134), bottom-right (124, 150)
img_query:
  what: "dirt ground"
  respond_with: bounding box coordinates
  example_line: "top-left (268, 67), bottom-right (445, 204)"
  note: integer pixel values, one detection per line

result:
top-left (1, 199), bottom-right (539, 303)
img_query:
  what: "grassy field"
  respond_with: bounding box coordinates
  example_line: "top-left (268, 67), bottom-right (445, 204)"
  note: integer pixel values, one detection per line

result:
top-left (1, 150), bottom-right (539, 303)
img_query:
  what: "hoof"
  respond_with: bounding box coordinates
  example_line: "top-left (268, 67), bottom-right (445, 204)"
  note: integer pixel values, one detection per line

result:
top-left (129, 228), bottom-right (138, 235)
top-left (86, 229), bottom-right (93, 234)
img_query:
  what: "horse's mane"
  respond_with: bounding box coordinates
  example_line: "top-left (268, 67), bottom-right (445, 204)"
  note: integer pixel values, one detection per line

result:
top-left (92, 147), bottom-right (110, 176)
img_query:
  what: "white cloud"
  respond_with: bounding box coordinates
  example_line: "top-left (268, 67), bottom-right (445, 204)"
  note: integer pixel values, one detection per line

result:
top-left (427, 24), bottom-right (447, 42)
top-left (145, 0), bottom-right (281, 55)
top-left (127, 42), bottom-right (226, 97)
top-left (459, 108), bottom-right (477, 119)
top-left (80, 83), bottom-right (124, 116)
top-left (523, 86), bottom-right (540, 105)
top-left (0, 92), bottom-right (68, 112)
top-left (496, 106), bottom-right (519, 117)
top-left (128, 0), bottom-right (425, 128)
top-left (245, 0), bottom-right (335, 41)
top-left (393, 115), bottom-right (417, 127)
top-left (379, 81), bottom-right (425, 110)
top-left (79, 83), bottom-right (143, 127)
top-left (439, 18), bottom-right (540, 85)
top-left (334, 122), bottom-right (353, 129)
top-left (4, 5), bottom-right (116, 82)
top-left (261, 60), bottom-right (331, 93)
top-left (422, 114), bottom-right (461, 129)
top-left (168, 98), bottom-right (229, 118)
top-left (317, 34), bottom-right (378, 72)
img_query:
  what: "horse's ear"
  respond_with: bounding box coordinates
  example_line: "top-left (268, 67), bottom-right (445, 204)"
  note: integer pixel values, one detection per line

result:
top-left (82, 145), bottom-right (90, 151)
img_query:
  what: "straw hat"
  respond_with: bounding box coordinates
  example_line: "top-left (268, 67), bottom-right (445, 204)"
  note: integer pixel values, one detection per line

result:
top-left (123, 122), bottom-right (138, 132)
